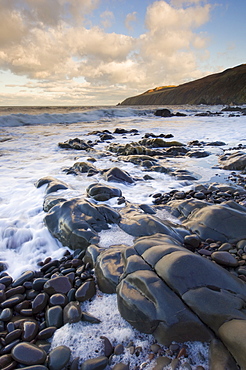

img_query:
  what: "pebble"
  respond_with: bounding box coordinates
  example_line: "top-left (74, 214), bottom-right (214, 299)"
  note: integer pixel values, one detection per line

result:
top-left (45, 305), bottom-right (63, 328)
top-left (211, 251), bottom-right (239, 267)
top-left (75, 279), bottom-right (96, 302)
top-left (43, 276), bottom-right (72, 295)
top-left (112, 364), bottom-right (129, 370)
top-left (80, 355), bottom-right (109, 370)
top-left (114, 343), bottom-right (124, 355)
top-left (47, 345), bottom-right (71, 370)
top-left (153, 356), bottom-right (171, 369)
top-left (63, 301), bottom-right (82, 324)
top-left (21, 320), bottom-right (39, 341)
top-left (11, 342), bottom-right (46, 365)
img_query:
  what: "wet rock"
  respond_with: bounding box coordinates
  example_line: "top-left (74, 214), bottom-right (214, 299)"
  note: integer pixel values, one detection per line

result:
top-left (102, 167), bottom-right (134, 184)
top-left (186, 150), bottom-right (210, 158)
top-left (218, 319), bottom-right (246, 370)
top-left (64, 161), bottom-right (98, 176)
top-left (100, 336), bottom-right (113, 357)
top-left (43, 276), bottom-right (72, 295)
top-left (45, 305), bottom-right (63, 328)
top-left (58, 137), bottom-right (92, 150)
top-left (80, 356), bottom-right (109, 370)
top-left (37, 327), bottom-right (57, 340)
top-left (63, 301), bottom-right (82, 324)
top-left (11, 342), bottom-right (46, 365)
top-left (112, 364), bottom-right (129, 370)
top-left (17, 366), bottom-right (48, 370)
top-left (87, 183), bottom-right (122, 201)
top-left (1, 294), bottom-right (24, 308)
top-left (44, 198), bottom-right (120, 250)
top-left (184, 234), bottom-right (201, 251)
top-left (119, 207), bottom-right (186, 242)
top-left (35, 176), bottom-right (70, 195)
top-left (114, 344), bottom-right (124, 355)
top-left (153, 356), bottom-right (172, 369)
top-left (168, 199), bottom-right (246, 243)
top-left (154, 109), bottom-right (174, 117)
top-left (211, 251), bottom-right (238, 267)
top-left (32, 292), bottom-right (49, 314)
top-left (49, 293), bottom-right (68, 307)
top-left (209, 338), bottom-right (238, 370)
top-left (47, 345), bottom-right (71, 370)
top-left (43, 195), bottom-right (67, 212)
top-left (12, 271), bottom-right (34, 288)
top-left (75, 279), bottom-right (96, 302)
top-left (21, 320), bottom-right (39, 342)
top-left (95, 246), bottom-right (126, 293)
top-left (117, 268), bottom-right (213, 345)
top-left (219, 151), bottom-right (246, 170)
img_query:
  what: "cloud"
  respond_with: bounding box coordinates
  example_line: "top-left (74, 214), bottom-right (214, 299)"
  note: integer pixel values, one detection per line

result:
top-left (100, 11), bottom-right (114, 28)
top-left (125, 12), bottom-right (137, 31)
top-left (0, 0), bottom-right (212, 104)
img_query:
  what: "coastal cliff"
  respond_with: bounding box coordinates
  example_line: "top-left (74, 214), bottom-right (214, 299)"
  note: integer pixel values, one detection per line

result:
top-left (120, 64), bottom-right (246, 105)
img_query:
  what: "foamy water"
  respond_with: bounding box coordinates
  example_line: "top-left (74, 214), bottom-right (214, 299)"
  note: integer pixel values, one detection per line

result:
top-left (0, 105), bottom-right (245, 369)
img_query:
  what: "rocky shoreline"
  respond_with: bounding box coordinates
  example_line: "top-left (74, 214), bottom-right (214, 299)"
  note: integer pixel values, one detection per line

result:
top-left (0, 111), bottom-right (246, 369)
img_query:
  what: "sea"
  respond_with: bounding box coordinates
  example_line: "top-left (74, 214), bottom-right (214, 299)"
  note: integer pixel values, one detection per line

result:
top-left (0, 105), bottom-right (245, 369)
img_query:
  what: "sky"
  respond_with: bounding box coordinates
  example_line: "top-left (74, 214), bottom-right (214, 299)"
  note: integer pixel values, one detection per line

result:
top-left (0, 0), bottom-right (245, 106)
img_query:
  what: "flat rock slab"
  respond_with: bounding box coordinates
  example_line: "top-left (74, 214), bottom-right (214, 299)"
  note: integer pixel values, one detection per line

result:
top-left (218, 319), bottom-right (246, 370)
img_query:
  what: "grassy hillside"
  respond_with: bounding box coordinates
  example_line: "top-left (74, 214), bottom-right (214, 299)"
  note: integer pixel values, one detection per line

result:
top-left (120, 64), bottom-right (246, 105)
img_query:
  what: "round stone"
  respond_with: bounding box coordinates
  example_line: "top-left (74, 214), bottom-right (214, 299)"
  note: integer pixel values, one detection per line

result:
top-left (63, 301), bottom-right (82, 324)
top-left (49, 293), bottom-right (68, 307)
top-left (43, 276), bottom-right (72, 295)
top-left (48, 345), bottom-right (71, 370)
top-left (0, 308), bottom-right (13, 321)
top-left (112, 364), bottom-right (129, 370)
top-left (12, 271), bottom-right (34, 288)
top-left (75, 280), bottom-right (96, 302)
top-left (32, 292), bottom-right (49, 314)
top-left (1, 294), bottom-right (24, 308)
top-left (45, 305), bottom-right (63, 328)
top-left (211, 251), bottom-right (239, 267)
top-left (80, 356), bottom-right (109, 370)
top-left (11, 342), bottom-right (46, 365)
top-left (21, 320), bottom-right (39, 342)
top-left (37, 326), bottom-right (57, 340)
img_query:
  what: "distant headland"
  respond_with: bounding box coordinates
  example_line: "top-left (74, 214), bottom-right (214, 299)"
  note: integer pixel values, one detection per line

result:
top-left (120, 64), bottom-right (246, 106)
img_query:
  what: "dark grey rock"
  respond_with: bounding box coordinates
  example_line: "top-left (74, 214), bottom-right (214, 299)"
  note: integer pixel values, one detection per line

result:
top-left (45, 305), bottom-right (63, 328)
top-left (44, 198), bottom-right (121, 250)
top-left (75, 280), bottom-right (96, 302)
top-left (211, 251), bottom-right (238, 267)
top-left (95, 245), bottom-right (126, 293)
top-left (219, 151), bottom-right (246, 170)
top-left (35, 176), bottom-right (70, 194)
top-left (11, 342), bottom-right (46, 365)
top-left (63, 301), bottom-right (82, 324)
top-left (87, 183), bottom-right (122, 201)
top-left (102, 167), bottom-right (134, 184)
top-left (80, 356), bottom-right (109, 370)
top-left (117, 268), bottom-right (213, 345)
top-left (48, 345), bottom-right (71, 370)
top-left (43, 276), bottom-right (72, 295)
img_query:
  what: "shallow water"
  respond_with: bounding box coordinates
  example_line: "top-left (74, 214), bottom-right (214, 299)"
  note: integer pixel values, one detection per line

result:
top-left (0, 105), bottom-right (245, 369)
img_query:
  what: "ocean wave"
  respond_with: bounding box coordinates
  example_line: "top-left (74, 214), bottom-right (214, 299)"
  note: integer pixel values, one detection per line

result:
top-left (0, 107), bottom-right (154, 127)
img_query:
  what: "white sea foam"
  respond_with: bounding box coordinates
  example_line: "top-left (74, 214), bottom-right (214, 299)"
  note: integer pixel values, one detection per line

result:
top-left (50, 293), bottom-right (209, 370)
